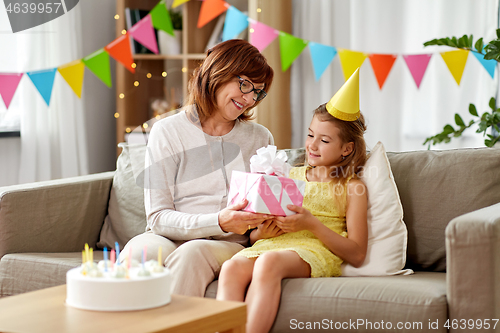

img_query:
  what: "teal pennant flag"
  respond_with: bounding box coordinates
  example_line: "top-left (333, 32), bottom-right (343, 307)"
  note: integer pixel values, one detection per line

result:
top-left (309, 42), bottom-right (337, 81)
top-left (27, 68), bottom-right (57, 106)
top-left (472, 52), bottom-right (496, 78)
top-left (222, 6), bottom-right (249, 41)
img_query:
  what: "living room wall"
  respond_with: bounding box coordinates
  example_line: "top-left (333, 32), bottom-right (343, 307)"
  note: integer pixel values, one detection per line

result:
top-left (0, 0), bottom-right (116, 187)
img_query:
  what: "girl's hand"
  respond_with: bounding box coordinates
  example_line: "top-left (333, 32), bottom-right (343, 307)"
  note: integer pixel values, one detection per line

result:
top-left (275, 205), bottom-right (319, 233)
top-left (255, 220), bottom-right (284, 239)
top-left (219, 199), bottom-right (272, 235)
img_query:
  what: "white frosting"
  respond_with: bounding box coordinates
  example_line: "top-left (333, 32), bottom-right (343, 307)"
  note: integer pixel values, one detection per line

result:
top-left (66, 263), bottom-right (171, 311)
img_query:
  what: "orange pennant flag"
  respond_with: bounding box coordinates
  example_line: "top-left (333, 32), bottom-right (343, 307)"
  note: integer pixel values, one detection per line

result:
top-left (441, 49), bottom-right (469, 86)
top-left (198, 0), bottom-right (228, 28)
top-left (105, 34), bottom-right (135, 74)
top-left (368, 54), bottom-right (397, 89)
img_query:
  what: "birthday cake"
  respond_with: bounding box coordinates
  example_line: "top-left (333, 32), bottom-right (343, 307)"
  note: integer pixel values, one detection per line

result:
top-left (66, 245), bottom-right (171, 311)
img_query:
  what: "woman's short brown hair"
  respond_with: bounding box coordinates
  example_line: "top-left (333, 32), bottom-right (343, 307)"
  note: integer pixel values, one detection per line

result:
top-left (186, 39), bottom-right (274, 122)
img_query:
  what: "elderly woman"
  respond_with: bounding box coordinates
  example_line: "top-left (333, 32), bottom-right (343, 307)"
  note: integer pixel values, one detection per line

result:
top-left (122, 39), bottom-right (275, 297)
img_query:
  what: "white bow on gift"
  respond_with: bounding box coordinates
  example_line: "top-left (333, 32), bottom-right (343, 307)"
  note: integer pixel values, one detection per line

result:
top-left (250, 145), bottom-right (292, 177)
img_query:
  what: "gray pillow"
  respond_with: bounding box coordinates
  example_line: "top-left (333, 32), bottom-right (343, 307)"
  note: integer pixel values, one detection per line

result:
top-left (97, 143), bottom-right (147, 249)
top-left (387, 147), bottom-right (500, 271)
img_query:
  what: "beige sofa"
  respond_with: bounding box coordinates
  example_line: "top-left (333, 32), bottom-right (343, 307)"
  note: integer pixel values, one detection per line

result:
top-left (1, 144), bottom-right (499, 333)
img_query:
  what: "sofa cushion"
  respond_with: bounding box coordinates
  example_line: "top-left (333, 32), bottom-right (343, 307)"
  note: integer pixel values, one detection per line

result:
top-left (97, 143), bottom-right (148, 250)
top-left (387, 148), bottom-right (500, 271)
top-left (0, 252), bottom-right (103, 297)
top-left (206, 272), bottom-right (447, 333)
top-left (342, 142), bottom-right (411, 276)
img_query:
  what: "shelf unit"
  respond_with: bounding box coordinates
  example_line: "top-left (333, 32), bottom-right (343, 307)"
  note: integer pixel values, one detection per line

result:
top-left (115, 0), bottom-right (291, 153)
top-left (115, 0), bottom-right (220, 153)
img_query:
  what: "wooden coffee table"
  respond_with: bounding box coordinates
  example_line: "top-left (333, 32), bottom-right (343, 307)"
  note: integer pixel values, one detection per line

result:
top-left (0, 285), bottom-right (246, 333)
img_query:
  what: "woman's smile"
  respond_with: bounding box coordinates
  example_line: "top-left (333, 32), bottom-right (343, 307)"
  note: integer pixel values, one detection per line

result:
top-left (232, 99), bottom-right (244, 111)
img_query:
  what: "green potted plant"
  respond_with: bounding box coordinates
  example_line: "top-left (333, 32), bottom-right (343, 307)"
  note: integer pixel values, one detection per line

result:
top-left (422, 30), bottom-right (500, 148)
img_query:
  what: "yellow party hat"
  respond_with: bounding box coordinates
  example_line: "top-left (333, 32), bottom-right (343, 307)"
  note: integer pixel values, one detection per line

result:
top-left (326, 67), bottom-right (360, 121)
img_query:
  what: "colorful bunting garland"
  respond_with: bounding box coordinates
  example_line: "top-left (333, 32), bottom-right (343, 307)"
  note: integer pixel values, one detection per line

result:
top-left (0, 0), bottom-right (497, 110)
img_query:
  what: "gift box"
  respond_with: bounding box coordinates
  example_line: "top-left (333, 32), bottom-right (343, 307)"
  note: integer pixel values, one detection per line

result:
top-left (227, 145), bottom-right (306, 216)
top-left (227, 171), bottom-right (306, 216)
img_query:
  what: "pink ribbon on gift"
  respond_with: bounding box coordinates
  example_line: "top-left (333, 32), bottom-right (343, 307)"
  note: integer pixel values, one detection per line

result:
top-left (228, 171), bottom-right (305, 216)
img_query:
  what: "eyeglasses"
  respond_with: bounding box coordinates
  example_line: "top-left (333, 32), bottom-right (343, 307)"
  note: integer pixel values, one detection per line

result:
top-left (237, 76), bottom-right (267, 102)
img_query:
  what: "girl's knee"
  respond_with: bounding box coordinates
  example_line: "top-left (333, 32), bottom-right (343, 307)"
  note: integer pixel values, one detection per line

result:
top-left (220, 258), bottom-right (252, 279)
top-left (253, 252), bottom-right (283, 279)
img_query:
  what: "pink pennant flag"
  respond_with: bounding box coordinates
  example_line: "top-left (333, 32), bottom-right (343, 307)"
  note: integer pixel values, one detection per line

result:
top-left (128, 14), bottom-right (158, 54)
top-left (0, 73), bottom-right (23, 109)
top-left (403, 54), bottom-right (432, 88)
top-left (249, 19), bottom-right (279, 53)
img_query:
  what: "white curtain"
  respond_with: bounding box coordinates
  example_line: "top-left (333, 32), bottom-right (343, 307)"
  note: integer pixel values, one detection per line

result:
top-left (291, 0), bottom-right (499, 152)
top-left (0, 3), bottom-right (88, 185)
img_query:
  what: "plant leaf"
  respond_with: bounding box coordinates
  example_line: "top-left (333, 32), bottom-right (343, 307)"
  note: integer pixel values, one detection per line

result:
top-left (489, 97), bottom-right (496, 110)
top-left (455, 114), bottom-right (465, 127)
top-left (469, 103), bottom-right (478, 116)
top-left (458, 36), bottom-right (466, 48)
top-left (496, 28), bottom-right (500, 39)
top-left (477, 120), bottom-right (488, 132)
top-left (475, 38), bottom-right (484, 53)
top-left (443, 124), bottom-right (455, 134)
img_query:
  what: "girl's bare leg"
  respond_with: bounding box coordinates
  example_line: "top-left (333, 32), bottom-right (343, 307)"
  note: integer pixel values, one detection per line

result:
top-left (216, 256), bottom-right (256, 302)
top-left (245, 251), bottom-right (311, 333)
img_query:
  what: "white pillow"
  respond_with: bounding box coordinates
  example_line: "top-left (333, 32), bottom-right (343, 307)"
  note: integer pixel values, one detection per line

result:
top-left (341, 141), bottom-right (413, 276)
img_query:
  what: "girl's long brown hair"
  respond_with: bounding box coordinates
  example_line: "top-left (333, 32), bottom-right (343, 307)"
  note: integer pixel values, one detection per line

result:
top-left (186, 39), bottom-right (274, 122)
top-left (312, 103), bottom-right (367, 215)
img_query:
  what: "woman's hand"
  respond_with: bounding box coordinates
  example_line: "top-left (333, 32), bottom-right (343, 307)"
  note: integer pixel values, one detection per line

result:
top-left (275, 205), bottom-right (320, 233)
top-left (218, 199), bottom-right (272, 235)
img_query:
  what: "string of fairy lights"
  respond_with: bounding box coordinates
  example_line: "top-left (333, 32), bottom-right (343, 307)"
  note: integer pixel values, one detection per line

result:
top-left (112, 2), bottom-right (265, 133)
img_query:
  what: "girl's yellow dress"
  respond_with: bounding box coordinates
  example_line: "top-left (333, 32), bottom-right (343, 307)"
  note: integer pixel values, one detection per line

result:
top-left (233, 166), bottom-right (349, 277)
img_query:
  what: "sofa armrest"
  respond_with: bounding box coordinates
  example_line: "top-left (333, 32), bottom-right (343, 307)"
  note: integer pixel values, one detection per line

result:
top-left (446, 202), bottom-right (500, 330)
top-left (0, 172), bottom-right (114, 259)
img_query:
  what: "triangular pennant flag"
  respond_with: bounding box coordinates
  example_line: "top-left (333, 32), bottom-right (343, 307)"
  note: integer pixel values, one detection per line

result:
top-left (309, 42), bottom-right (337, 81)
top-left (403, 54), bottom-right (432, 89)
top-left (249, 20), bottom-right (278, 52)
top-left (0, 73), bottom-right (23, 109)
top-left (368, 54), bottom-right (397, 89)
top-left (472, 52), bottom-right (496, 79)
top-left (27, 68), bottom-right (57, 106)
top-left (222, 6), bottom-right (249, 41)
top-left (441, 49), bottom-right (469, 85)
top-left (129, 14), bottom-right (159, 54)
top-left (151, 1), bottom-right (174, 36)
top-left (338, 49), bottom-right (367, 81)
top-left (82, 49), bottom-right (112, 88)
top-left (58, 60), bottom-right (85, 98)
top-left (198, 0), bottom-right (228, 28)
top-left (105, 34), bottom-right (135, 74)
top-left (172, 0), bottom-right (190, 8)
top-left (279, 32), bottom-right (309, 72)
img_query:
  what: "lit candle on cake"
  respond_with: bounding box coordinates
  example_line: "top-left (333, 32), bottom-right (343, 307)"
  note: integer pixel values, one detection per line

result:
top-left (152, 246), bottom-right (164, 273)
top-left (103, 247), bottom-right (108, 272)
top-left (85, 243), bottom-right (90, 263)
top-left (115, 242), bottom-right (120, 264)
top-left (138, 246), bottom-right (150, 277)
top-left (110, 249), bottom-right (116, 270)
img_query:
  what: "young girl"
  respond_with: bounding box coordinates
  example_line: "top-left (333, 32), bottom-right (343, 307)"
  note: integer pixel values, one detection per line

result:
top-left (216, 69), bottom-right (368, 333)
